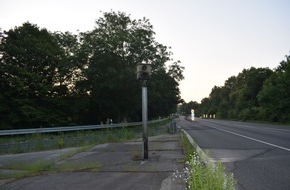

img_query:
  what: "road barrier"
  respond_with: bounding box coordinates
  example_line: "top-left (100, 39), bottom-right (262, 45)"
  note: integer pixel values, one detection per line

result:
top-left (0, 118), bottom-right (168, 136)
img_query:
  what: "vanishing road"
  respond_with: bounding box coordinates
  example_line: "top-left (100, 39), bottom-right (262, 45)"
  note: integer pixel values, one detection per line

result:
top-left (177, 117), bottom-right (290, 190)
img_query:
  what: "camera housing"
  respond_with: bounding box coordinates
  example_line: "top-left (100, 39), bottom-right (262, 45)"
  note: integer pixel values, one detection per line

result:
top-left (137, 63), bottom-right (151, 80)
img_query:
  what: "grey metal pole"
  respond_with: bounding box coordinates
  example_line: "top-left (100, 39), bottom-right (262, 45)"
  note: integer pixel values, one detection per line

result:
top-left (142, 86), bottom-right (148, 159)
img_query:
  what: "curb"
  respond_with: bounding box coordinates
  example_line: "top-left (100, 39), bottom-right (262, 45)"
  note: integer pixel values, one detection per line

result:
top-left (179, 127), bottom-right (214, 165)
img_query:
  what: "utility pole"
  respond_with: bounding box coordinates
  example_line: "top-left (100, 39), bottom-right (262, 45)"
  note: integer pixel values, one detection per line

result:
top-left (137, 63), bottom-right (151, 159)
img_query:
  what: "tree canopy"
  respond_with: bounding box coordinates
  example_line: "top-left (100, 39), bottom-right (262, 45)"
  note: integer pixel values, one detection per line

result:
top-left (180, 55), bottom-right (290, 123)
top-left (0, 11), bottom-right (184, 129)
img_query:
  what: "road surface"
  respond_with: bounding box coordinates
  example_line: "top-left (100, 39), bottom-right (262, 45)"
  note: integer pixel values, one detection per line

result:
top-left (177, 117), bottom-right (290, 190)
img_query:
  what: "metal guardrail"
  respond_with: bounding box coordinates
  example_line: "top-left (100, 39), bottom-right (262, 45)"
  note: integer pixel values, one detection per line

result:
top-left (0, 118), bottom-right (169, 136)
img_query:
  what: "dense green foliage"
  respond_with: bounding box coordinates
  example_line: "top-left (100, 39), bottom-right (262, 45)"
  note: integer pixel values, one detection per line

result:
top-left (0, 11), bottom-right (184, 129)
top-left (180, 55), bottom-right (290, 123)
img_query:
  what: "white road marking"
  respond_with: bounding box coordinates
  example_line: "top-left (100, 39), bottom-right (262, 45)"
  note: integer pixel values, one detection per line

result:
top-left (231, 123), bottom-right (290, 133)
top-left (201, 119), bottom-right (290, 133)
top-left (207, 125), bottom-right (290, 152)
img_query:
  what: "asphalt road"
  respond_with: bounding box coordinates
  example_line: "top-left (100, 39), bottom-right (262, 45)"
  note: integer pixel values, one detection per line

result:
top-left (177, 117), bottom-right (290, 190)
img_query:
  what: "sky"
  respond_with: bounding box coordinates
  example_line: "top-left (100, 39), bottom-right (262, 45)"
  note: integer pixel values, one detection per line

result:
top-left (1, 0), bottom-right (290, 103)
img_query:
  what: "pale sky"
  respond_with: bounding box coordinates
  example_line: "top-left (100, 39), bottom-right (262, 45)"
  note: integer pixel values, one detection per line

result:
top-left (1, 0), bottom-right (290, 103)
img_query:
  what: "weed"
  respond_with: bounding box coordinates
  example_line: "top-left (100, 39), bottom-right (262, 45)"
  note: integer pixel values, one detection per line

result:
top-left (55, 162), bottom-right (101, 172)
top-left (177, 133), bottom-right (236, 190)
top-left (0, 146), bottom-right (98, 180)
top-left (131, 148), bottom-right (142, 161)
top-left (57, 136), bottom-right (64, 149)
top-left (0, 160), bottom-right (54, 180)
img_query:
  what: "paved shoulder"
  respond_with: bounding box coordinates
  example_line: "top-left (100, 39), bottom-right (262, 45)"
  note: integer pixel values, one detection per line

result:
top-left (1, 133), bottom-right (185, 190)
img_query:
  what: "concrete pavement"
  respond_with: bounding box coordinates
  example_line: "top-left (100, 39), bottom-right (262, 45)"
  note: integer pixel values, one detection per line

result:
top-left (0, 133), bottom-right (186, 190)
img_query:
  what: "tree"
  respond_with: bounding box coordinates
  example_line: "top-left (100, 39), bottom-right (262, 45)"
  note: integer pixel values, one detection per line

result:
top-left (198, 98), bottom-right (210, 117)
top-left (196, 67), bottom-right (273, 120)
top-left (229, 67), bottom-right (272, 120)
top-left (179, 101), bottom-right (199, 116)
top-left (77, 11), bottom-right (183, 123)
top-left (258, 55), bottom-right (290, 122)
top-left (0, 11), bottom-right (184, 129)
top-left (52, 31), bottom-right (89, 124)
top-left (0, 23), bottom-right (69, 128)
top-left (149, 69), bottom-right (181, 117)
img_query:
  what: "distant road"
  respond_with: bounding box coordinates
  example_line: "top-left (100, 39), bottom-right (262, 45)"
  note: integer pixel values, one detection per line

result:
top-left (177, 117), bottom-right (290, 190)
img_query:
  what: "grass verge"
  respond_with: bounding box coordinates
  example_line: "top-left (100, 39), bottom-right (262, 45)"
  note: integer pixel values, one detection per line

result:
top-left (0, 118), bottom-right (171, 154)
top-left (181, 133), bottom-right (236, 190)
